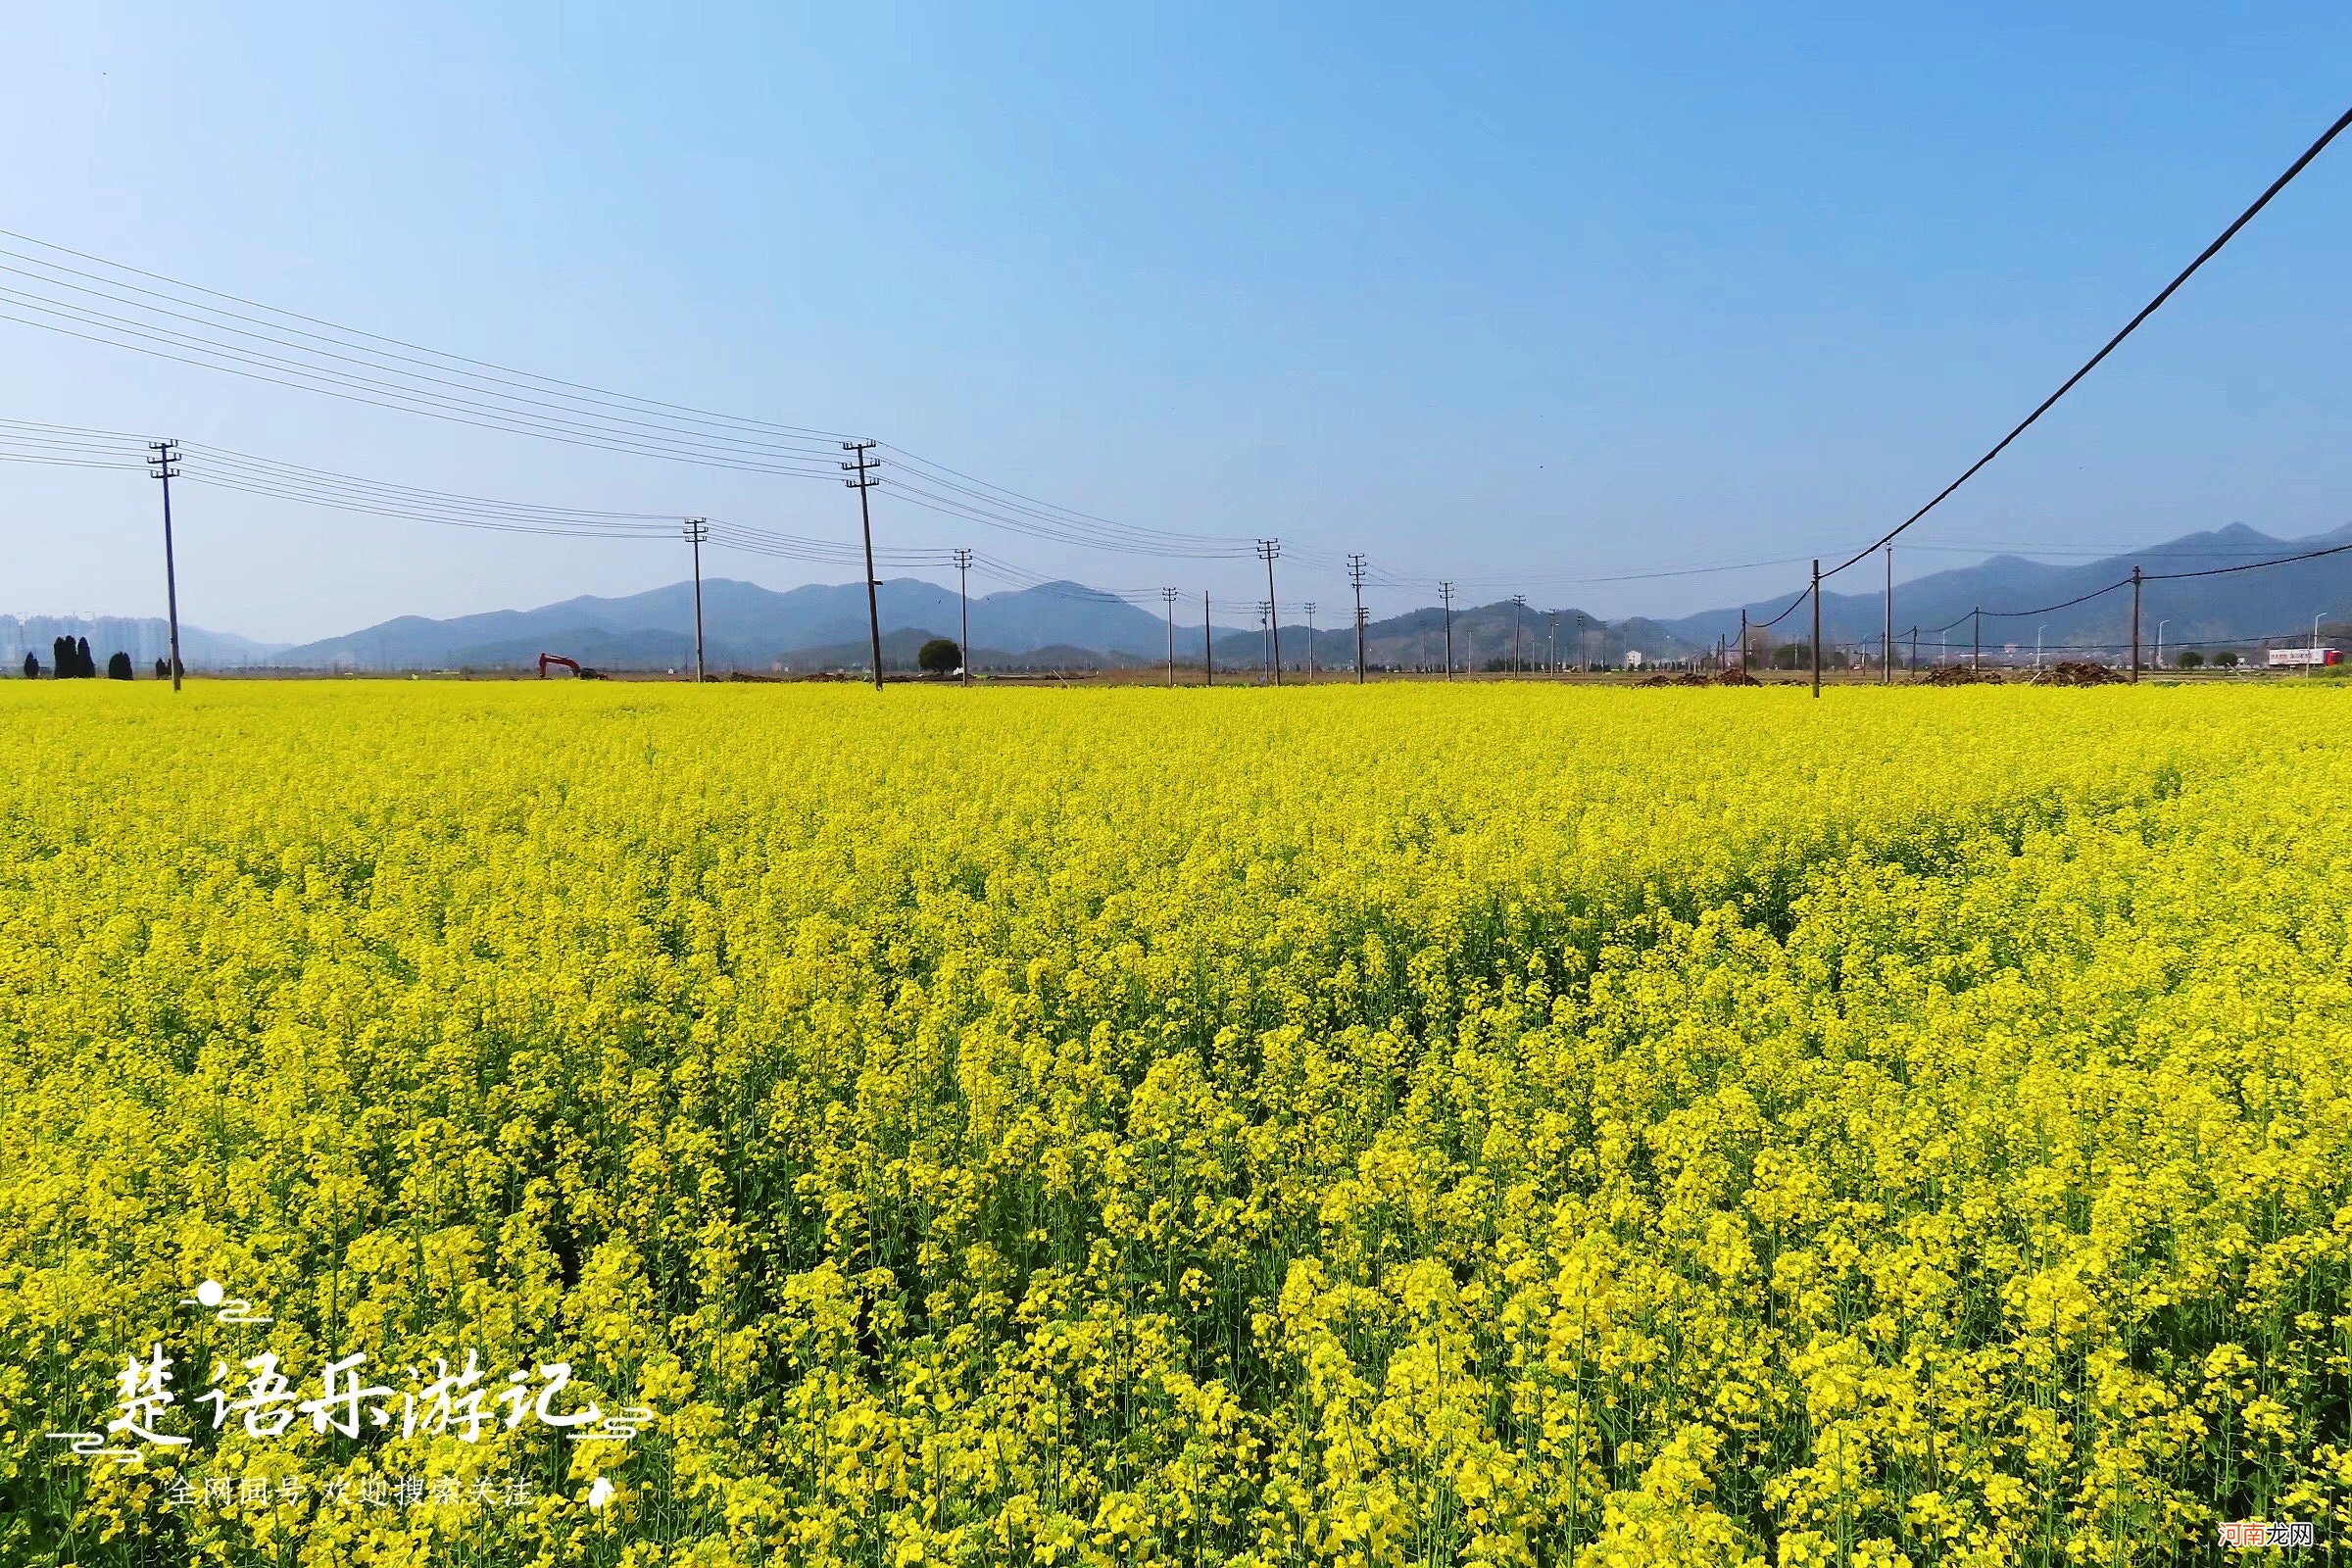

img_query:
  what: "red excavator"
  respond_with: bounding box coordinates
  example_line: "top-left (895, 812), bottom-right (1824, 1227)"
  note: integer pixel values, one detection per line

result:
top-left (537, 653), bottom-right (608, 680)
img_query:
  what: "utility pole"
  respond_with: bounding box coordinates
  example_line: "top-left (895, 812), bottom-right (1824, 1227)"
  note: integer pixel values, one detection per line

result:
top-left (1511, 595), bottom-right (1526, 674)
top-left (1258, 601), bottom-right (1275, 684)
top-left (1202, 591), bottom-right (1213, 687)
top-left (1256, 540), bottom-right (1282, 685)
top-left (1348, 554), bottom-right (1368, 684)
top-left (1161, 587), bottom-right (1179, 687)
top-left (1910, 626), bottom-right (1918, 673)
top-left (1738, 609), bottom-right (1746, 673)
top-left (1577, 612), bottom-right (1588, 673)
top-left (1973, 609), bottom-right (1983, 674)
top-left (1883, 544), bottom-right (1893, 686)
top-left (953, 547), bottom-right (975, 686)
top-left (1810, 560), bottom-right (1822, 699)
top-left (841, 441), bottom-right (884, 690)
top-left (138, 439), bottom-right (186, 691)
top-left (1549, 613), bottom-right (1559, 674)
top-left (2131, 565), bottom-right (2142, 683)
top-left (683, 517), bottom-right (710, 681)
top-left (1439, 580), bottom-right (1455, 680)
top-left (147, 440), bottom-right (183, 692)
top-left (1303, 602), bottom-right (1317, 681)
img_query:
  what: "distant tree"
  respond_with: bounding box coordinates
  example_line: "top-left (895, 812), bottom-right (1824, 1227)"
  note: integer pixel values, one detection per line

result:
top-left (917, 637), bottom-right (961, 676)
top-left (52, 637), bottom-right (69, 676)
top-left (76, 637), bottom-right (93, 678)
top-left (155, 658), bottom-right (170, 679)
top-left (2176, 650), bottom-right (2204, 669)
top-left (2214, 651), bottom-right (2240, 669)
top-left (22, 652), bottom-right (36, 679)
top-left (107, 651), bottom-right (134, 680)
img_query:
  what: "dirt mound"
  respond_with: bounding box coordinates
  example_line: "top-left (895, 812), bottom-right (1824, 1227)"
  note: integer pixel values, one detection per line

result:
top-left (1638, 672), bottom-right (1716, 687)
top-left (1715, 667), bottom-right (1760, 686)
top-left (1915, 664), bottom-right (1999, 686)
top-left (2030, 661), bottom-right (2126, 686)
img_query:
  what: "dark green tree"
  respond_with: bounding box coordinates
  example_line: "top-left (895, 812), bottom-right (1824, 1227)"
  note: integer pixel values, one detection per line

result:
top-left (107, 651), bottom-right (134, 680)
top-left (2176, 650), bottom-right (2203, 669)
top-left (917, 638), bottom-right (961, 677)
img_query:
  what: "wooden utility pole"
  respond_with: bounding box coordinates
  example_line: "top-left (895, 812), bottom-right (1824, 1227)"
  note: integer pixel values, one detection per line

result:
top-left (1973, 609), bottom-right (1983, 674)
top-left (1161, 587), bottom-right (1179, 687)
top-left (1511, 595), bottom-right (1527, 674)
top-left (1883, 544), bottom-right (1893, 685)
top-left (147, 440), bottom-right (182, 692)
top-left (1348, 554), bottom-right (1368, 684)
top-left (1256, 540), bottom-right (1282, 684)
top-left (1439, 581), bottom-right (1454, 680)
top-left (841, 441), bottom-right (884, 690)
top-left (1202, 591), bottom-right (1213, 687)
top-left (952, 548), bottom-right (974, 685)
top-left (1738, 608), bottom-right (1747, 674)
top-left (2131, 565), bottom-right (2142, 682)
top-left (684, 518), bottom-right (710, 682)
top-left (1810, 560), bottom-right (1822, 699)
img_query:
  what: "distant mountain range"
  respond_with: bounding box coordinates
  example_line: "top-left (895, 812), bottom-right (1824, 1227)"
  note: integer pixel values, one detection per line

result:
top-left (270, 578), bottom-right (1200, 671)
top-left (1662, 519), bottom-right (2352, 661)
top-left (24, 521), bottom-right (2352, 673)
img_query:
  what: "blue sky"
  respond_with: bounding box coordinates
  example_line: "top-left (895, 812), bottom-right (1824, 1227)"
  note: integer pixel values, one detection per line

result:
top-left (5, 2), bottom-right (2350, 641)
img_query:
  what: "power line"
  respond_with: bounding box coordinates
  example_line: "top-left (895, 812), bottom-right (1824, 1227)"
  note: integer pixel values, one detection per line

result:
top-left (880, 474), bottom-right (1252, 559)
top-left (2149, 536), bottom-right (2352, 581)
top-left (0, 232), bottom-right (855, 445)
top-left (0, 303), bottom-right (851, 477)
top-left (1749, 583), bottom-right (1811, 630)
top-left (0, 451), bottom-right (147, 470)
top-left (1819, 101), bottom-right (2352, 582)
top-left (1978, 577), bottom-right (2134, 619)
top-left (0, 270), bottom-right (845, 461)
top-left (0, 230), bottom-right (1263, 564)
top-left (876, 443), bottom-right (1250, 554)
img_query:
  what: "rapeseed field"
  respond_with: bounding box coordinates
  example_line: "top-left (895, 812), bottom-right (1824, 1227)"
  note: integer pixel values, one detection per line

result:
top-left (3, 681), bottom-right (2347, 1566)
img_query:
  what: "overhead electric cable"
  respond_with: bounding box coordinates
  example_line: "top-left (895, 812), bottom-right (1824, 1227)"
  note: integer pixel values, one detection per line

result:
top-left (1817, 102), bottom-right (2352, 582)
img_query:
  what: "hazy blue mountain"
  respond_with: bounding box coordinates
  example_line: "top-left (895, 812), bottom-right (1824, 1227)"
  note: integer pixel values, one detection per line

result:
top-left (271, 578), bottom-right (1248, 670)
top-left (1659, 521), bottom-right (2352, 659)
